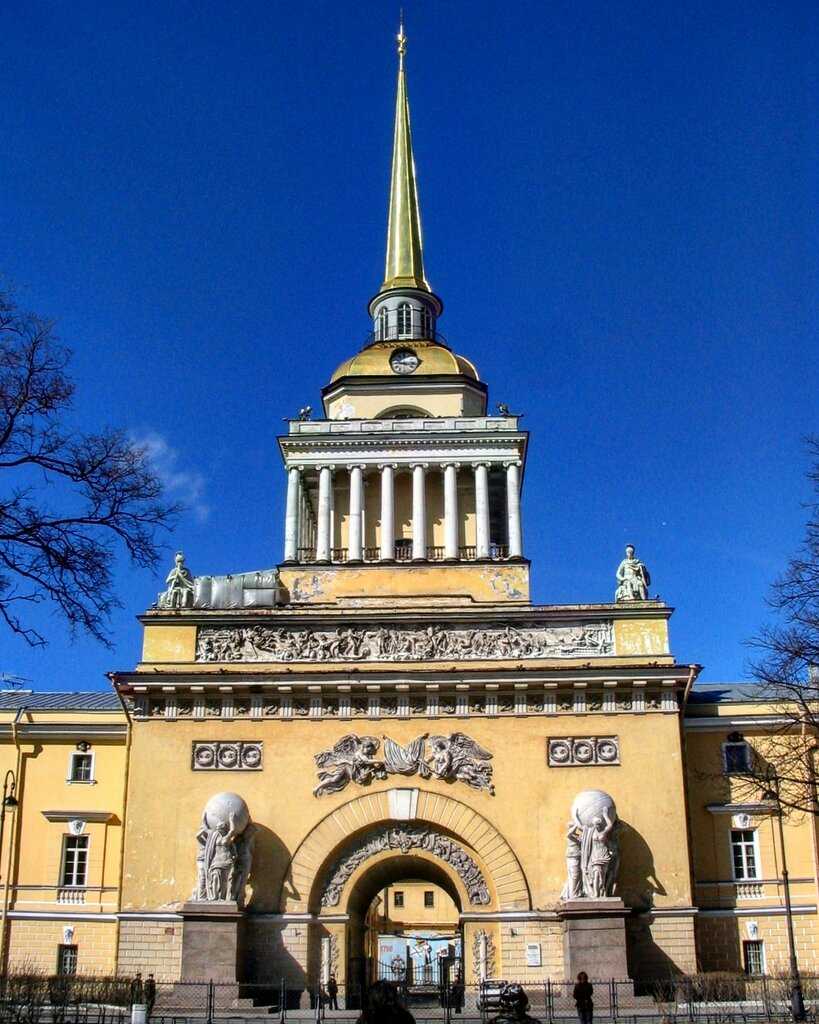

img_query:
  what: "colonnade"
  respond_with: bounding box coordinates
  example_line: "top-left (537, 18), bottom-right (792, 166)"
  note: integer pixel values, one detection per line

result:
top-left (283, 462), bottom-right (523, 564)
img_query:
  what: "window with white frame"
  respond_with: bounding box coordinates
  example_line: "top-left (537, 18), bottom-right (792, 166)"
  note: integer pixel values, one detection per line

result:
top-left (731, 828), bottom-right (760, 880)
top-left (420, 308), bottom-right (431, 337)
top-left (68, 752), bottom-right (94, 783)
top-left (743, 940), bottom-right (765, 975)
top-left (60, 835), bottom-right (89, 887)
top-left (723, 733), bottom-right (752, 774)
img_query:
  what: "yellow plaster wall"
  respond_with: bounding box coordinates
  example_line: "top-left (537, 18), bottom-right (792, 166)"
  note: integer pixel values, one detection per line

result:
top-left (373, 881), bottom-right (459, 929)
top-left (279, 563), bottom-right (530, 606)
top-left (7, 919), bottom-right (119, 976)
top-left (614, 618), bottom-right (669, 657)
top-left (325, 385), bottom-right (485, 421)
top-left (685, 729), bottom-right (818, 900)
top-left (119, 711), bottom-right (693, 915)
top-left (8, 731), bottom-right (127, 912)
top-left (142, 624), bottom-right (197, 663)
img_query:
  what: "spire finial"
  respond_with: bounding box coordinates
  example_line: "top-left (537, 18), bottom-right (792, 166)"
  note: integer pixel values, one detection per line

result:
top-left (397, 12), bottom-right (407, 66)
top-left (380, 13), bottom-right (430, 294)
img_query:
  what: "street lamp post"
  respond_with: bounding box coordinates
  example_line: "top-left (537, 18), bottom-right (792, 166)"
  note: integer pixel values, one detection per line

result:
top-left (762, 773), bottom-right (806, 1022)
top-left (0, 770), bottom-right (18, 982)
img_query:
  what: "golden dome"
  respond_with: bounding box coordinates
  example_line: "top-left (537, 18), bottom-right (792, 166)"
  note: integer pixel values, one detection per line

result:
top-left (330, 341), bottom-right (479, 383)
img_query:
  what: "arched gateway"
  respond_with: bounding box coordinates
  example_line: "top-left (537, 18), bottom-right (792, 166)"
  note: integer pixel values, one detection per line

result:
top-left (284, 789), bottom-right (530, 1000)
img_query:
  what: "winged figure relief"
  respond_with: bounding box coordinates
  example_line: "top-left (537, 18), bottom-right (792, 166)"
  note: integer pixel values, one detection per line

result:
top-left (313, 734), bottom-right (386, 797)
top-left (383, 735), bottom-right (427, 775)
top-left (427, 733), bottom-right (495, 794)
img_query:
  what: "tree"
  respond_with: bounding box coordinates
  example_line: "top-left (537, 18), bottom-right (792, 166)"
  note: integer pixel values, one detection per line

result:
top-left (741, 437), bottom-right (819, 813)
top-left (0, 290), bottom-right (179, 646)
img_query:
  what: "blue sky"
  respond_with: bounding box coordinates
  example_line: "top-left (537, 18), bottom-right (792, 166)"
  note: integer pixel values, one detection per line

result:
top-left (1, 0), bottom-right (816, 690)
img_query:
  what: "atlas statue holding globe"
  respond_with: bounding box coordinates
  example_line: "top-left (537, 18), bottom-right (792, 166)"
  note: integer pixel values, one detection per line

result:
top-left (192, 792), bottom-right (256, 907)
top-left (561, 789), bottom-right (620, 900)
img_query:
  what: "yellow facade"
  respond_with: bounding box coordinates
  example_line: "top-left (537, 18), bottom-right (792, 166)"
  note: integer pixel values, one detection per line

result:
top-left (0, 696), bottom-right (127, 975)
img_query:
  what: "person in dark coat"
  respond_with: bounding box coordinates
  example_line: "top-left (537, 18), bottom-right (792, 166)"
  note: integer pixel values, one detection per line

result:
top-left (130, 973), bottom-right (144, 1006)
top-left (144, 974), bottom-right (157, 1017)
top-left (355, 980), bottom-right (415, 1024)
top-left (573, 973), bottom-right (594, 1024)
top-left (450, 970), bottom-right (465, 1014)
top-left (327, 975), bottom-right (339, 1010)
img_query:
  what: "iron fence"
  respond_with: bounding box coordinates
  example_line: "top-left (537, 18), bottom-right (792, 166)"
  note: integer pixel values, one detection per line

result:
top-left (1, 974), bottom-right (817, 1024)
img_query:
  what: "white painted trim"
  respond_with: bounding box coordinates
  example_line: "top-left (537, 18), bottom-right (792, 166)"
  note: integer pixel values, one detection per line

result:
top-left (698, 905), bottom-right (816, 917)
top-left (116, 912), bottom-right (183, 921)
top-left (707, 803), bottom-right (774, 816)
top-left (684, 716), bottom-right (794, 731)
top-left (5, 911), bottom-right (118, 922)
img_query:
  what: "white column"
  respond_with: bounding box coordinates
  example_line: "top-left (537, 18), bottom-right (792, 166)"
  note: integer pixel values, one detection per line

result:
top-left (474, 463), bottom-right (490, 559)
top-left (283, 466), bottom-right (301, 562)
top-left (379, 464), bottom-right (395, 561)
top-left (444, 463), bottom-right (460, 560)
top-left (412, 463), bottom-right (427, 560)
top-left (348, 464), bottom-right (364, 562)
top-left (506, 460), bottom-right (523, 558)
top-left (316, 465), bottom-right (333, 563)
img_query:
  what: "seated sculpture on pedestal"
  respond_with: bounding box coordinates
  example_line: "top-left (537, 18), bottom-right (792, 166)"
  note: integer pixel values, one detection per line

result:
top-left (615, 544), bottom-right (650, 602)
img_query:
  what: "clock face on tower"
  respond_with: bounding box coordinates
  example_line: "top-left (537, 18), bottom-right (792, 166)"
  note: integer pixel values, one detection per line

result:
top-left (390, 348), bottom-right (420, 374)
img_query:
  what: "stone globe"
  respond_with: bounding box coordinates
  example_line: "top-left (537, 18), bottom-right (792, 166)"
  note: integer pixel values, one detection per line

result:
top-left (202, 792), bottom-right (250, 834)
top-left (571, 789), bottom-right (617, 828)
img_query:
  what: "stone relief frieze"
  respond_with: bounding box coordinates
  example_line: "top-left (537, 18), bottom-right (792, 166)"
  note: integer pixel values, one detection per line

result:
top-left (313, 733), bottom-right (494, 797)
top-left (548, 736), bottom-right (620, 767)
top-left (195, 621), bottom-right (614, 664)
top-left (321, 826), bottom-right (490, 907)
top-left (192, 741), bottom-right (263, 771)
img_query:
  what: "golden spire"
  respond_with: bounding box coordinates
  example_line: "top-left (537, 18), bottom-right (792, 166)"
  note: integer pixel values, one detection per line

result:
top-left (380, 16), bottom-right (430, 293)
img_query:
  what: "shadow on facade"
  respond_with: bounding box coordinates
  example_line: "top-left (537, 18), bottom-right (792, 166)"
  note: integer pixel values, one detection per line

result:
top-left (618, 821), bottom-right (666, 909)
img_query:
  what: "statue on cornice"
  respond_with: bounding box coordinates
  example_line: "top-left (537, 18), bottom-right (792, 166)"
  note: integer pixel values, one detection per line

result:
top-left (615, 544), bottom-right (650, 602)
top-left (157, 551), bottom-right (194, 609)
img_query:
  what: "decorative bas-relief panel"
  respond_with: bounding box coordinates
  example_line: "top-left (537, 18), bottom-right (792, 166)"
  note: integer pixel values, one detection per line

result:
top-left (313, 733), bottom-right (494, 796)
top-left (321, 826), bottom-right (490, 907)
top-left (548, 736), bottom-right (620, 767)
top-left (195, 621), bottom-right (614, 664)
top-left (192, 742), bottom-right (263, 771)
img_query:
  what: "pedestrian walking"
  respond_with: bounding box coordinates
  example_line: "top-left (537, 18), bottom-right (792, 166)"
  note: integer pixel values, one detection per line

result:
top-left (573, 973), bottom-right (594, 1024)
top-left (327, 975), bottom-right (339, 1010)
top-left (144, 974), bottom-right (156, 1018)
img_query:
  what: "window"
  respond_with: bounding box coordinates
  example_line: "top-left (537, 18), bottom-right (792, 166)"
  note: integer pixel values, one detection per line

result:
top-left (420, 308), bottom-right (431, 337)
top-left (723, 734), bottom-right (752, 774)
top-left (60, 836), bottom-right (89, 887)
top-left (424, 890), bottom-right (434, 908)
top-left (68, 752), bottom-right (94, 783)
top-left (743, 940), bottom-right (765, 975)
top-left (397, 303), bottom-right (412, 338)
top-left (377, 307), bottom-right (389, 341)
top-left (56, 944), bottom-right (78, 975)
top-left (731, 829), bottom-right (760, 881)
top-left (393, 891), bottom-right (404, 908)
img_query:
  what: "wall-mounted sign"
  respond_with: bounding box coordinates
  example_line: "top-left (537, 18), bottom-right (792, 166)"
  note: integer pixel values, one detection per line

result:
top-left (525, 943), bottom-right (541, 967)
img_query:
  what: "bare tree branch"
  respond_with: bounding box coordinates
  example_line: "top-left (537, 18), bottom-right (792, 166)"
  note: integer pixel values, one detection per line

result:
top-left (0, 289), bottom-right (180, 647)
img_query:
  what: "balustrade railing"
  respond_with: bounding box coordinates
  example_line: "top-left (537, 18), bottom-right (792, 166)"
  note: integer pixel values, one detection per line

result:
top-left (57, 887), bottom-right (87, 904)
top-left (294, 543), bottom-right (511, 565)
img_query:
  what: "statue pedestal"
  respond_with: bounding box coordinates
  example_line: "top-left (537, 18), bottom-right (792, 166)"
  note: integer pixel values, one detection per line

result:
top-left (180, 901), bottom-right (243, 982)
top-left (558, 898), bottom-right (630, 980)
